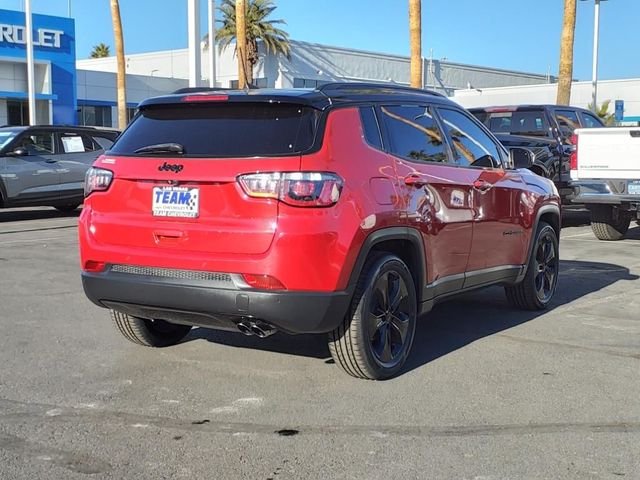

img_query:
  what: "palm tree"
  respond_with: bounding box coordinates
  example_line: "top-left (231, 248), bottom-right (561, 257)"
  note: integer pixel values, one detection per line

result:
top-left (556, 0), bottom-right (577, 105)
top-left (210, 0), bottom-right (291, 86)
top-left (587, 99), bottom-right (615, 125)
top-left (409, 0), bottom-right (422, 88)
top-left (90, 43), bottom-right (111, 58)
top-left (110, 0), bottom-right (127, 129)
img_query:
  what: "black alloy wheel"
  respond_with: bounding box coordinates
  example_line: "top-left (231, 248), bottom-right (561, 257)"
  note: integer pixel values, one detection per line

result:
top-left (329, 253), bottom-right (417, 380)
top-left (533, 230), bottom-right (558, 304)
top-left (368, 270), bottom-right (413, 368)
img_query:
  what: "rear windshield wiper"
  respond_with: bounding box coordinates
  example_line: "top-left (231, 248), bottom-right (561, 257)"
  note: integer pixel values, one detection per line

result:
top-left (134, 143), bottom-right (185, 155)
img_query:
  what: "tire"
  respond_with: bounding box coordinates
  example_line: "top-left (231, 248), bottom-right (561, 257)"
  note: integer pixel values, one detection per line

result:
top-left (590, 205), bottom-right (630, 241)
top-left (55, 204), bottom-right (80, 213)
top-left (505, 221), bottom-right (559, 311)
top-left (111, 310), bottom-right (192, 347)
top-left (329, 253), bottom-right (417, 380)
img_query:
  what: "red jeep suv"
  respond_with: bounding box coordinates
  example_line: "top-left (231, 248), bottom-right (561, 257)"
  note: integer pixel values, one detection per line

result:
top-left (80, 83), bottom-right (560, 380)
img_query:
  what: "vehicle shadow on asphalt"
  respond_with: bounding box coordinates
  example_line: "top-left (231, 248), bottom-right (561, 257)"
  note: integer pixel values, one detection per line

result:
top-left (0, 208), bottom-right (80, 223)
top-left (402, 259), bottom-right (638, 375)
top-left (187, 259), bottom-right (638, 376)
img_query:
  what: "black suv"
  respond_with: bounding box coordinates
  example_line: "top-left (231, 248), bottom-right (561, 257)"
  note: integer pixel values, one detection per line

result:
top-left (0, 125), bottom-right (119, 211)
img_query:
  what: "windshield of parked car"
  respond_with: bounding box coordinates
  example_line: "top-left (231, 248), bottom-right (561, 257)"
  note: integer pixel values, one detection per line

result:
top-left (474, 110), bottom-right (550, 137)
top-left (0, 130), bottom-right (19, 151)
top-left (109, 102), bottom-right (320, 157)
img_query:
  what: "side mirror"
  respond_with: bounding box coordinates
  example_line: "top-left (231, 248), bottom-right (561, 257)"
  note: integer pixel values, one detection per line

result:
top-left (509, 147), bottom-right (534, 169)
top-left (6, 147), bottom-right (28, 157)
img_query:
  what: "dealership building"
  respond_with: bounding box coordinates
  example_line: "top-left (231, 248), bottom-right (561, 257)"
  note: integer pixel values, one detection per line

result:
top-left (2, 7), bottom-right (639, 128)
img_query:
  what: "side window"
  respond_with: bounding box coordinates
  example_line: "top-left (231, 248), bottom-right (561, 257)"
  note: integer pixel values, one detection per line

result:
top-left (92, 135), bottom-right (115, 151)
top-left (554, 109), bottom-right (580, 140)
top-left (15, 131), bottom-right (56, 154)
top-left (359, 106), bottom-right (383, 150)
top-left (59, 133), bottom-right (97, 153)
top-left (581, 112), bottom-right (604, 128)
top-left (379, 105), bottom-right (448, 163)
top-left (437, 108), bottom-right (502, 168)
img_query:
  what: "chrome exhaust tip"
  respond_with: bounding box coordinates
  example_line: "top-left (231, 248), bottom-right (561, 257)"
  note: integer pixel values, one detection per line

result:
top-left (237, 322), bottom-right (253, 336)
top-left (250, 322), bottom-right (277, 338)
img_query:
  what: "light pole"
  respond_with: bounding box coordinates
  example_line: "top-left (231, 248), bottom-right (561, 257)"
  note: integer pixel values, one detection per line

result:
top-left (187, 0), bottom-right (201, 88)
top-left (582, 0), bottom-right (607, 113)
top-left (25, 0), bottom-right (36, 125)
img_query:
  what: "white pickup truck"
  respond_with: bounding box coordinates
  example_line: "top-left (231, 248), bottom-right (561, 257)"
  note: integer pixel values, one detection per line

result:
top-left (570, 127), bottom-right (640, 240)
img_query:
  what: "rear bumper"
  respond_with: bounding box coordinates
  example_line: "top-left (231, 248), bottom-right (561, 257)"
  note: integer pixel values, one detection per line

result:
top-left (81, 269), bottom-right (351, 334)
top-left (568, 180), bottom-right (640, 211)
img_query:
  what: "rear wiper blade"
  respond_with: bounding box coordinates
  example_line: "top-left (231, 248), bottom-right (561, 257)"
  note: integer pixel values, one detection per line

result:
top-left (134, 143), bottom-right (185, 154)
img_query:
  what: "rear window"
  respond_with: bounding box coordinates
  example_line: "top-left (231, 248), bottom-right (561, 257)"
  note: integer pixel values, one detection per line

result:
top-left (478, 110), bottom-right (550, 137)
top-left (109, 103), bottom-right (319, 157)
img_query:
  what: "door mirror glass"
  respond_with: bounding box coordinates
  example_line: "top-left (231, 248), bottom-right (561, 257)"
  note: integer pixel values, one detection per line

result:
top-left (509, 147), bottom-right (534, 169)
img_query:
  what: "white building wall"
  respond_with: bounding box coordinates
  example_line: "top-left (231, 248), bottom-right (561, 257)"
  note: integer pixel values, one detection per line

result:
top-left (452, 78), bottom-right (640, 120)
top-left (77, 40), bottom-right (552, 93)
top-left (76, 69), bottom-right (187, 105)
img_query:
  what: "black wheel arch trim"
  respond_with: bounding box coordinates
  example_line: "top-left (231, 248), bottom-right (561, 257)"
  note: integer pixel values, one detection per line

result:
top-left (517, 203), bottom-right (561, 282)
top-left (346, 227), bottom-right (427, 304)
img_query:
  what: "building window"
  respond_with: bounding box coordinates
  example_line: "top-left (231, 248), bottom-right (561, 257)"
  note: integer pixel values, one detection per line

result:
top-left (79, 105), bottom-right (113, 127)
top-left (7, 100), bottom-right (29, 126)
top-left (293, 78), bottom-right (330, 89)
top-left (230, 78), bottom-right (268, 89)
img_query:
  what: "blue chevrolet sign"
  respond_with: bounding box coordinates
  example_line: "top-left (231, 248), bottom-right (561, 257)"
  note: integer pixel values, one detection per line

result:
top-left (0, 9), bottom-right (76, 125)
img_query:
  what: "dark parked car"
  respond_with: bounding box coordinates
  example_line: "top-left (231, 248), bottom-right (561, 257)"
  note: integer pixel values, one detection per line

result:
top-left (80, 83), bottom-right (560, 380)
top-left (0, 125), bottom-right (119, 212)
top-left (469, 105), bottom-right (605, 199)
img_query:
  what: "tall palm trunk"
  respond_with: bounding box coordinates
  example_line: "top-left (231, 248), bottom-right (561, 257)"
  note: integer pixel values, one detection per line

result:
top-left (409, 0), bottom-right (422, 88)
top-left (556, 0), bottom-right (577, 105)
top-left (110, 0), bottom-right (127, 128)
top-left (236, 0), bottom-right (248, 89)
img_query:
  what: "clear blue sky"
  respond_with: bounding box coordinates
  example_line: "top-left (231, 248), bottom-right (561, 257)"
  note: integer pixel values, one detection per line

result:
top-left (4, 0), bottom-right (639, 80)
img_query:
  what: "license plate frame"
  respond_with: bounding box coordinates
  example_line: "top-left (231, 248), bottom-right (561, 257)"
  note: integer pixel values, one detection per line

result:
top-left (628, 181), bottom-right (640, 195)
top-left (152, 186), bottom-right (200, 218)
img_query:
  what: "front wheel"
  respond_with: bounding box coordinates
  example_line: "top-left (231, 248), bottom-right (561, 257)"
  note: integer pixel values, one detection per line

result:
top-left (111, 310), bottom-right (192, 347)
top-left (505, 221), bottom-right (559, 311)
top-left (329, 253), bottom-right (417, 380)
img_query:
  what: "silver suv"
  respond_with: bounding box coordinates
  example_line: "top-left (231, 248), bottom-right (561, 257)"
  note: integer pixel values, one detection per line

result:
top-left (0, 125), bottom-right (119, 212)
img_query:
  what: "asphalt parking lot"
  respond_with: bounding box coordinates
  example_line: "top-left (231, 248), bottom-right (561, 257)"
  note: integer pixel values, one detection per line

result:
top-left (0, 207), bottom-right (638, 479)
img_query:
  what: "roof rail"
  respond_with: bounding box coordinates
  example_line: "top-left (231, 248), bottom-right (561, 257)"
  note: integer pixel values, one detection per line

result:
top-left (317, 82), bottom-right (445, 98)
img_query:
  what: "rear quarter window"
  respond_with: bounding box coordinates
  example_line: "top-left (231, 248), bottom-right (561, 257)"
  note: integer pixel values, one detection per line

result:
top-left (109, 103), bottom-right (319, 157)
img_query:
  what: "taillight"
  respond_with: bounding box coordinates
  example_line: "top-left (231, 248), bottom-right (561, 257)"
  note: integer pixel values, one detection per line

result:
top-left (238, 172), bottom-right (343, 207)
top-left (83, 260), bottom-right (106, 272)
top-left (569, 134), bottom-right (578, 171)
top-left (241, 274), bottom-right (286, 290)
top-left (84, 167), bottom-right (113, 197)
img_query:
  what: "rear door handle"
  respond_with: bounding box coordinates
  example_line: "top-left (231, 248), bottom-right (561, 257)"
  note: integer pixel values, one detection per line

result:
top-left (45, 159), bottom-right (58, 163)
top-left (630, 130), bottom-right (640, 138)
top-left (404, 174), bottom-right (427, 188)
top-left (473, 180), bottom-right (493, 192)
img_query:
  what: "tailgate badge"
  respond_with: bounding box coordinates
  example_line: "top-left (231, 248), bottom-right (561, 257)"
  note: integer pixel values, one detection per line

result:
top-left (158, 162), bottom-right (184, 173)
